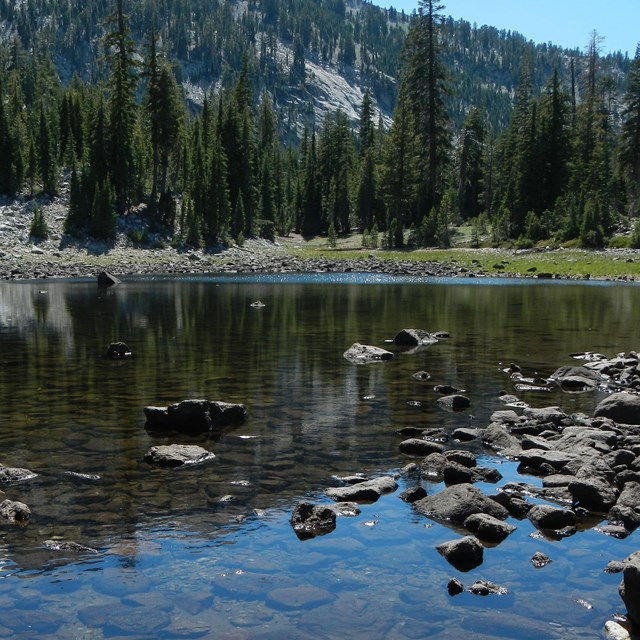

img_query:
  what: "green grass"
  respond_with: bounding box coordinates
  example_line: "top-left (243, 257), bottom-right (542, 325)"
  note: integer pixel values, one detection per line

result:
top-left (286, 232), bottom-right (640, 280)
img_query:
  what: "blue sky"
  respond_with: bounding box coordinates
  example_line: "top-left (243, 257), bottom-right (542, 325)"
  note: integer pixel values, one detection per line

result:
top-left (378, 0), bottom-right (640, 57)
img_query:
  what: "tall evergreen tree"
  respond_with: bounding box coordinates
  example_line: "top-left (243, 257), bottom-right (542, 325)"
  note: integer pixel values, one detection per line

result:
top-left (401, 0), bottom-right (450, 218)
top-left (105, 0), bottom-right (138, 214)
top-left (457, 106), bottom-right (486, 220)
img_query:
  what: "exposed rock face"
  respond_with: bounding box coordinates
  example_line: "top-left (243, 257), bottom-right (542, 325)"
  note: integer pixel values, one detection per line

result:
top-left (144, 399), bottom-right (247, 434)
top-left (0, 499), bottom-right (31, 523)
top-left (594, 393), bottom-right (640, 425)
top-left (393, 329), bottom-right (438, 347)
top-left (325, 476), bottom-right (397, 503)
top-left (343, 343), bottom-right (394, 364)
top-left (413, 483), bottom-right (509, 525)
top-left (290, 503), bottom-right (337, 540)
top-left (436, 536), bottom-right (484, 572)
top-left (144, 444), bottom-right (216, 467)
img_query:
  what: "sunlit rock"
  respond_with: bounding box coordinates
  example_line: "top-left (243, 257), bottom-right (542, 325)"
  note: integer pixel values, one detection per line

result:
top-left (343, 342), bottom-right (394, 364)
top-left (144, 444), bottom-right (216, 467)
top-left (0, 499), bottom-right (31, 523)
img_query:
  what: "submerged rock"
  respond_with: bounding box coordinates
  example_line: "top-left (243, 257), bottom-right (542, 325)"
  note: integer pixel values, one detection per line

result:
top-left (343, 343), bottom-right (394, 364)
top-left (144, 444), bottom-right (216, 467)
top-left (44, 539), bottom-right (98, 554)
top-left (144, 399), bottom-right (247, 434)
top-left (468, 580), bottom-right (508, 596)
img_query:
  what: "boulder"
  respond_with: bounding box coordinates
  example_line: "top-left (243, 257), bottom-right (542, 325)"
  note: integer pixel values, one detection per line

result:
top-left (436, 536), bottom-right (484, 572)
top-left (413, 483), bottom-right (509, 525)
top-left (620, 551), bottom-right (640, 628)
top-left (482, 423), bottom-right (521, 455)
top-left (343, 343), bottom-right (394, 364)
top-left (567, 478), bottom-right (618, 513)
top-left (399, 438), bottom-right (445, 457)
top-left (444, 450), bottom-right (477, 468)
top-left (437, 394), bottom-right (471, 411)
top-left (325, 476), bottom-right (397, 503)
top-left (399, 486), bottom-right (428, 503)
top-left (144, 444), bottom-right (216, 467)
top-left (290, 503), bottom-right (337, 540)
top-left (527, 504), bottom-right (576, 531)
top-left (0, 466), bottom-right (38, 484)
top-left (106, 342), bottom-right (132, 359)
top-left (393, 329), bottom-right (438, 347)
top-left (464, 513), bottom-right (516, 543)
top-left (97, 271), bottom-right (121, 287)
top-left (468, 580), bottom-right (508, 596)
top-left (517, 448), bottom-right (577, 471)
top-left (0, 499), bottom-right (31, 523)
top-left (531, 551), bottom-right (552, 568)
top-left (443, 461), bottom-right (483, 486)
top-left (144, 399), bottom-right (247, 434)
top-left (594, 393), bottom-right (640, 425)
top-left (549, 366), bottom-right (601, 391)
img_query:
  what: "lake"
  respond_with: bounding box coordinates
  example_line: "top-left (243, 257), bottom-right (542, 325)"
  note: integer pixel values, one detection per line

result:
top-left (0, 273), bottom-right (638, 638)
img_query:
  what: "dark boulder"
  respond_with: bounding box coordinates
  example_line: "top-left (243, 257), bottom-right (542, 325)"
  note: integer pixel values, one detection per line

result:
top-left (343, 343), bottom-right (394, 364)
top-left (290, 503), bottom-right (337, 540)
top-left (97, 271), bottom-right (121, 287)
top-left (437, 394), bottom-right (471, 411)
top-left (463, 513), bottom-right (516, 543)
top-left (393, 329), bottom-right (438, 347)
top-left (144, 444), bottom-right (216, 467)
top-left (106, 342), bottom-right (132, 359)
top-left (594, 393), bottom-right (640, 425)
top-left (567, 478), bottom-right (618, 513)
top-left (144, 399), bottom-right (247, 434)
top-left (447, 578), bottom-right (464, 596)
top-left (443, 461), bottom-right (483, 486)
top-left (436, 536), bottom-right (484, 572)
top-left (399, 438), bottom-right (445, 457)
top-left (399, 486), bottom-right (428, 503)
top-left (549, 366), bottom-right (601, 391)
top-left (326, 476), bottom-right (397, 503)
top-left (413, 483), bottom-right (509, 525)
top-left (527, 504), bottom-right (576, 531)
top-left (444, 450), bottom-right (477, 468)
top-left (620, 551), bottom-right (640, 628)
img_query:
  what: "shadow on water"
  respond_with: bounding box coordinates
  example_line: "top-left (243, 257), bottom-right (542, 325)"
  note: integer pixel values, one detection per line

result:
top-left (0, 274), bottom-right (639, 637)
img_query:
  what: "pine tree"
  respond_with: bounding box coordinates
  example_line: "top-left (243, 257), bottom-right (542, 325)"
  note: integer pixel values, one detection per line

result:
top-left (457, 107), bottom-right (486, 220)
top-left (38, 102), bottom-right (57, 196)
top-left (105, 0), bottom-right (138, 214)
top-left (359, 89), bottom-right (375, 157)
top-left (401, 0), bottom-right (450, 217)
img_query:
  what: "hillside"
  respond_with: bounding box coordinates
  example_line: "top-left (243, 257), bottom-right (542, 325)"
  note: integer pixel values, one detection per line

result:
top-left (0, 0), bottom-right (630, 134)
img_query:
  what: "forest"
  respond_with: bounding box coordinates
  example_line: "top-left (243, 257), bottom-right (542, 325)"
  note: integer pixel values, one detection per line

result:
top-left (0, 0), bottom-right (639, 249)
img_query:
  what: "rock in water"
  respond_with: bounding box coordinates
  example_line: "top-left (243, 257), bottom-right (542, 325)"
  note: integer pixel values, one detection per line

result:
top-left (290, 503), bottom-right (337, 540)
top-left (144, 444), bottom-right (216, 467)
top-left (97, 271), bottom-right (121, 287)
top-left (594, 393), bottom-right (640, 425)
top-left (343, 343), bottom-right (394, 364)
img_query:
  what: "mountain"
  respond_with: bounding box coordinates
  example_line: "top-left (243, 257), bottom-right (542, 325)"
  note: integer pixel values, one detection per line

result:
top-left (0, 0), bottom-right (630, 137)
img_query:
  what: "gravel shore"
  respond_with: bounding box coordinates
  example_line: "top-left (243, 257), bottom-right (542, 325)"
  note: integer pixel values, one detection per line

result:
top-left (0, 192), bottom-right (479, 282)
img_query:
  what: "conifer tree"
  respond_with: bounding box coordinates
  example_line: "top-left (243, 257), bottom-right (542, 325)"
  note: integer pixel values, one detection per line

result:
top-left (401, 0), bottom-right (450, 217)
top-left (105, 0), bottom-right (138, 214)
top-left (457, 107), bottom-right (486, 220)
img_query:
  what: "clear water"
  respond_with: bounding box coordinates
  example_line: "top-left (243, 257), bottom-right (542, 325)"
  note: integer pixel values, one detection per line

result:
top-left (0, 273), bottom-right (638, 638)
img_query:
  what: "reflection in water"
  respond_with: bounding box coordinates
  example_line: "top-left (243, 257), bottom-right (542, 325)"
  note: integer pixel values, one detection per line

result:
top-left (0, 275), bottom-right (639, 637)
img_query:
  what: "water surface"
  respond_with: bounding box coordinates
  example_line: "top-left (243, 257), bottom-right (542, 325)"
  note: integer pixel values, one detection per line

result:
top-left (0, 274), bottom-right (638, 638)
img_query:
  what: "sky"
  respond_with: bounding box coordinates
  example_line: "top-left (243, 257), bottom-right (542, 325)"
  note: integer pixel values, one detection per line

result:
top-left (378, 0), bottom-right (640, 57)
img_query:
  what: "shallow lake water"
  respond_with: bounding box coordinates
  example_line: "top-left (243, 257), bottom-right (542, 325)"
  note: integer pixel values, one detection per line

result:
top-left (0, 273), bottom-right (639, 638)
